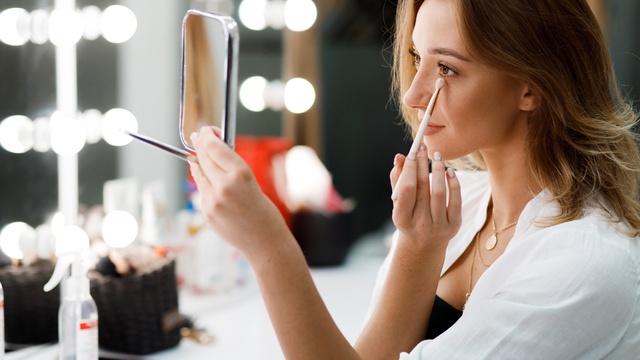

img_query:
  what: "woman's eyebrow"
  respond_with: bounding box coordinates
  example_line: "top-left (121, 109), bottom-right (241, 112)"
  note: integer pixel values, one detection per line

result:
top-left (428, 47), bottom-right (471, 61)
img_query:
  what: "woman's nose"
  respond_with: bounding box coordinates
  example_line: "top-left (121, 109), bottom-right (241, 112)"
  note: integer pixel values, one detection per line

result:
top-left (403, 69), bottom-right (437, 111)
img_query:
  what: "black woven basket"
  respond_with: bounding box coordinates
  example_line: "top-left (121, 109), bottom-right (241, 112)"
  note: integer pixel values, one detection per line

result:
top-left (89, 258), bottom-right (184, 355)
top-left (0, 261), bottom-right (60, 345)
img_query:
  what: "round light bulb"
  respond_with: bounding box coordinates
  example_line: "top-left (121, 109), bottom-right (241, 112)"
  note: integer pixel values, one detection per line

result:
top-left (284, 78), bottom-right (315, 114)
top-left (50, 112), bottom-right (86, 155)
top-left (35, 224), bottom-right (56, 259)
top-left (55, 225), bottom-right (89, 255)
top-left (0, 8), bottom-right (31, 46)
top-left (30, 9), bottom-right (50, 44)
top-left (102, 108), bottom-right (137, 146)
top-left (284, 0), bottom-right (317, 32)
top-left (33, 116), bottom-right (52, 153)
top-left (51, 212), bottom-right (66, 237)
top-left (101, 5), bottom-right (137, 43)
top-left (49, 9), bottom-right (83, 46)
top-left (239, 0), bottom-right (268, 31)
top-left (82, 109), bottom-right (103, 144)
top-left (240, 76), bottom-right (268, 112)
top-left (0, 222), bottom-right (36, 260)
top-left (0, 115), bottom-right (34, 153)
top-left (102, 210), bottom-right (138, 248)
top-left (264, 80), bottom-right (286, 111)
top-left (81, 6), bottom-right (102, 41)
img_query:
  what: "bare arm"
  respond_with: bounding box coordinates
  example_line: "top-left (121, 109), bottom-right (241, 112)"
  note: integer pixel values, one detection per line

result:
top-left (190, 128), bottom-right (460, 359)
top-left (355, 149), bottom-right (461, 359)
top-left (190, 128), bottom-right (359, 359)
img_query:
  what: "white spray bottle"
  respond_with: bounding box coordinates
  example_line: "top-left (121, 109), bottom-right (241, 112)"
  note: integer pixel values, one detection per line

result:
top-left (44, 226), bottom-right (98, 360)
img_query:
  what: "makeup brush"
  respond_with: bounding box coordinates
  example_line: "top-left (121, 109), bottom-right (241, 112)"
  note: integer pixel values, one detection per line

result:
top-left (392, 77), bottom-right (445, 201)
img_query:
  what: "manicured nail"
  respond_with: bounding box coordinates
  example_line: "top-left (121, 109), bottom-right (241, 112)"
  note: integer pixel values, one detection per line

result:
top-left (434, 151), bottom-right (442, 162)
top-left (447, 168), bottom-right (456, 178)
top-left (393, 154), bottom-right (399, 166)
top-left (190, 132), bottom-right (199, 142)
top-left (419, 143), bottom-right (426, 152)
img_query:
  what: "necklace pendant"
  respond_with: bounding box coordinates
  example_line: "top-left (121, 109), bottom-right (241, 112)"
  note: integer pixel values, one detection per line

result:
top-left (485, 235), bottom-right (497, 251)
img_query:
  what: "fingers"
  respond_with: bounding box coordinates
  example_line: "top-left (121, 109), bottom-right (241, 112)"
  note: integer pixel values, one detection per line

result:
top-left (429, 151), bottom-right (447, 224)
top-left (191, 127), bottom-right (241, 173)
top-left (390, 154), bottom-right (406, 194)
top-left (412, 145), bottom-right (431, 218)
top-left (445, 168), bottom-right (462, 228)
top-left (393, 151), bottom-right (418, 215)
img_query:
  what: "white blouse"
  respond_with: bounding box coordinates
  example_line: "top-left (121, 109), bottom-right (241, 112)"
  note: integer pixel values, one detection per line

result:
top-left (368, 171), bottom-right (640, 360)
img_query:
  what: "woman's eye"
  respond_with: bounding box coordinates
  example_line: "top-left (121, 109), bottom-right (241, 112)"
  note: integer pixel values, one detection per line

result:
top-left (438, 63), bottom-right (456, 77)
top-left (409, 49), bottom-right (420, 67)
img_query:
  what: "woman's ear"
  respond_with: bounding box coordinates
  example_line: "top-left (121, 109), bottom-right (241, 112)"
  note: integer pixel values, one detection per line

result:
top-left (519, 84), bottom-right (539, 112)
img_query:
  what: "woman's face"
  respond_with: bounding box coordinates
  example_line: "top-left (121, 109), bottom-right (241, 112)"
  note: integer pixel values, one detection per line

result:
top-left (403, 0), bottom-right (531, 161)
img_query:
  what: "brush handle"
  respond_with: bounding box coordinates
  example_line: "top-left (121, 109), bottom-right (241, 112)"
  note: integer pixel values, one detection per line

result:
top-left (407, 113), bottom-right (431, 160)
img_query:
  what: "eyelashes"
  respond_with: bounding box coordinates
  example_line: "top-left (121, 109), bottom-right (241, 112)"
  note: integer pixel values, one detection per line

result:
top-left (408, 48), bottom-right (458, 77)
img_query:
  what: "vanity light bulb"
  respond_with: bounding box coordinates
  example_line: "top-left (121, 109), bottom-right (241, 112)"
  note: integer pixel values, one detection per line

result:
top-left (82, 109), bottom-right (104, 144)
top-left (50, 112), bottom-right (86, 155)
top-left (49, 9), bottom-right (83, 46)
top-left (0, 222), bottom-right (36, 260)
top-left (30, 9), bottom-right (50, 45)
top-left (240, 76), bottom-right (268, 112)
top-left (33, 116), bottom-right (52, 153)
top-left (239, 0), bottom-right (268, 31)
top-left (51, 212), bottom-right (66, 237)
top-left (55, 225), bottom-right (89, 255)
top-left (0, 115), bottom-right (35, 154)
top-left (102, 5), bottom-right (137, 43)
top-left (102, 210), bottom-right (138, 248)
top-left (284, 78), bottom-right (315, 114)
top-left (284, 0), bottom-right (317, 32)
top-left (103, 108), bottom-right (137, 146)
top-left (81, 6), bottom-right (102, 41)
top-left (0, 8), bottom-right (31, 46)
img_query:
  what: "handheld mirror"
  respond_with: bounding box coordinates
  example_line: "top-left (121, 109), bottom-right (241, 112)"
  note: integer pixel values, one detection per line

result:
top-left (180, 9), bottom-right (238, 151)
top-left (125, 10), bottom-right (239, 160)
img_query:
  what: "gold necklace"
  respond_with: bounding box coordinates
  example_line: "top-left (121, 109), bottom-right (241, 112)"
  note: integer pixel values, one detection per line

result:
top-left (485, 209), bottom-right (518, 251)
top-left (464, 231), bottom-right (481, 311)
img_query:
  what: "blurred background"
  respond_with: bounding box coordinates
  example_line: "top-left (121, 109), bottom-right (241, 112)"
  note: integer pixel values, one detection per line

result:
top-left (0, 0), bottom-right (638, 247)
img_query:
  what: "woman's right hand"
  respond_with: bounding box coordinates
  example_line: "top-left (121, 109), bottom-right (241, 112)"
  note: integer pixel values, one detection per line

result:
top-left (188, 127), bottom-right (291, 260)
top-left (389, 145), bottom-right (462, 252)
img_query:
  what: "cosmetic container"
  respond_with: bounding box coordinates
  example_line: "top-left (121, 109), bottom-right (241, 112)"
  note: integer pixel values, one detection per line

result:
top-left (0, 280), bottom-right (4, 359)
top-left (44, 243), bottom-right (98, 360)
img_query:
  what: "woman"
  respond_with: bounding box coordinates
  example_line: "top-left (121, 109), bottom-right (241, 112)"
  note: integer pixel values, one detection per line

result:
top-left (189, 0), bottom-right (640, 358)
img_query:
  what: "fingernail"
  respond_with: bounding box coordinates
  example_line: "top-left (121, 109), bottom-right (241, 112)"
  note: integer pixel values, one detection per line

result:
top-left (447, 168), bottom-right (456, 178)
top-left (419, 143), bottom-right (426, 152)
top-left (393, 154), bottom-right (399, 166)
top-left (434, 151), bottom-right (442, 161)
top-left (190, 132), bottom-right (199, 142)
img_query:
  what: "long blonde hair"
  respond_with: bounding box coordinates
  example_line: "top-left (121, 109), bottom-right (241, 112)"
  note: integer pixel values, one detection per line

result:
top-left (392, 0), bottom-right (640, 236)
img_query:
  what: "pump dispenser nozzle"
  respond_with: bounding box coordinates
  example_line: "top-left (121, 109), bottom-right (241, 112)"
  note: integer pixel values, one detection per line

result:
top-left (43, 225), bottom-right (90, 293)
top-left (44, 225), bottom-right (99, 360)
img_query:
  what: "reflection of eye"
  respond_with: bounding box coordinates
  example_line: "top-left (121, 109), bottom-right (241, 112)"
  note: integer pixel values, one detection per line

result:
top-left (438, 62), bottom-right (457, 77)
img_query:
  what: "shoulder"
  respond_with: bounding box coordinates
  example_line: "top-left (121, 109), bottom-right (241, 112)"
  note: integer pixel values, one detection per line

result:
top-left (480, 213), bottom-right (640, 319)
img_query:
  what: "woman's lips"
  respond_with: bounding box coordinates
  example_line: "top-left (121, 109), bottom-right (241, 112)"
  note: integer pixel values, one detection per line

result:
top-left (425, 124), bottom-right (444, 135)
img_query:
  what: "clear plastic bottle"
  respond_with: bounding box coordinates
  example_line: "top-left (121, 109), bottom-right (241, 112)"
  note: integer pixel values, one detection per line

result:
top-left (44, 243), bottom-right (99, 360)
top-left (58, 274), bottom-right (98, 360)
top-left (0, 280), bottom-right (5, 359)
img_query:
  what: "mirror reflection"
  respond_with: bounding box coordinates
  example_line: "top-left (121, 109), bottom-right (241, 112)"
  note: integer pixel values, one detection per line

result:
top-left (180, 10), bottom-right (238, 150)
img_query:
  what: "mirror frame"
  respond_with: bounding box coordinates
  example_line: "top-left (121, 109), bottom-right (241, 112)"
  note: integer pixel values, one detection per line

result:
top-left (179, 10), bottom-right (239, 151)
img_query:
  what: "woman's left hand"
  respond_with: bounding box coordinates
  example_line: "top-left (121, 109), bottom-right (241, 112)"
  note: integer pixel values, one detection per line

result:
top-left (390, 146), bottom-right (462, 252)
